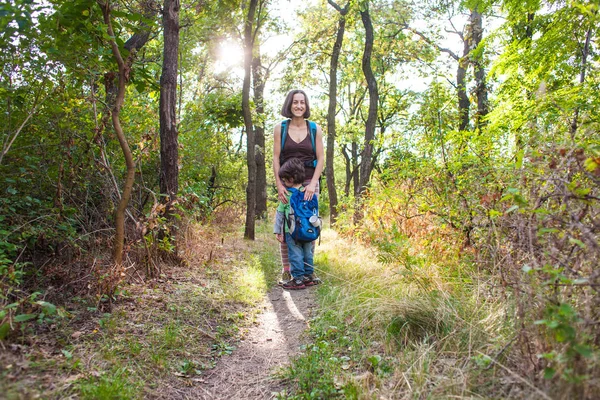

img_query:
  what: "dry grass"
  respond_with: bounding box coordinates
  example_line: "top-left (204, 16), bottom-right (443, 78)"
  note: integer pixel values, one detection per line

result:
top-left (0, 215), bottom-right (280, 399)
top-left (302, 227), bottom-right (521, 399)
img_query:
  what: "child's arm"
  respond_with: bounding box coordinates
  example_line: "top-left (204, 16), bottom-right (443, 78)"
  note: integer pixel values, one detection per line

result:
top-left (274, 200), bottom-right (287, 242)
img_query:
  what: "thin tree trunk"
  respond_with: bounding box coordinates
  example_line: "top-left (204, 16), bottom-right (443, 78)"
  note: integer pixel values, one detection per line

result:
top-left (243, 0), bottom-right (258, 240)
top-left (470, 9), bottom-right (487, 129)
top-left (159, 0), bottom-right (180, 206)
top-left (457, 40), bottom-right (470, 131)
top-left (571, 26), bottom-right (592, 136)
top-left (252, 42), bottom-right (267, 219)
top-left (326, 1), bottom-right (349, 225)
top-left (342, 145), bottom-right (351, 196)
top-left (351, 141), bottom-right (359, 196)
top-left (99, 1), bottom-right (136, 267)
top-left (358, 5), bottom-right (378, 199)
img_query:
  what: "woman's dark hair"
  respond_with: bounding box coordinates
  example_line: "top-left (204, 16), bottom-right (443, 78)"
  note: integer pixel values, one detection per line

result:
top-left (279, 158), bottom-right (305, 185)
top-left (280, 89), bottom-right (311, 119)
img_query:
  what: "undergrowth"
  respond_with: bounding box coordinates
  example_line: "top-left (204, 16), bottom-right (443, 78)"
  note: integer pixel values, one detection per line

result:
top-left (0, 218), bottom-right (280, 399)
top-left (279, 228), bottom-right (519, 399)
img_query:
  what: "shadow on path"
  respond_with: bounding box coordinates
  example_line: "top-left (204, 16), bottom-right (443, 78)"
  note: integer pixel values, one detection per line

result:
top-left (161, 286), bottom-right (318, 399)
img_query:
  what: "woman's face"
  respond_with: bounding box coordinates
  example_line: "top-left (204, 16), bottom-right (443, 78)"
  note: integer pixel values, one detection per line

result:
top-left (291, 93), bottom-right (306, 118)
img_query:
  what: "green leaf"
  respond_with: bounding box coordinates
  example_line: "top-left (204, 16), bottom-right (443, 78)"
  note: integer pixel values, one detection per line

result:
top-left (0, 322), bottom-right (10, 340)
top-left (505, 205), bottom-right (519, 214)
top-left (62, 349), bottom-right (73, 359)
top-left (37, 301), bottom-right (57, 315)
top-left (539, 228), bottom-right (559, 234)
top-left (515, 149), bottom-right (524, 169)
top-left (14, 313), bottom-right (36, 322)
top-left (543, 367), bottom-right (556, 380)
top-left (583, 157), bottom-right (598, 172)
top-left (573, 344), bottom-right (593, 358)
top-left (568, 238), bottom-right (585, 248)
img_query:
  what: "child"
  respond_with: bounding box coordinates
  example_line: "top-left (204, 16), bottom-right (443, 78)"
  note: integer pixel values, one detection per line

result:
top-left (274, 158), bottom-right (320, 290)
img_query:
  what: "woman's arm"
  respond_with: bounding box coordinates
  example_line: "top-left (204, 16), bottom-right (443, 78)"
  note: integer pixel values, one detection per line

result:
top-left (273, 122), bottom-right (288, 204)
top-left (303, 124), bottom-right (324, 201)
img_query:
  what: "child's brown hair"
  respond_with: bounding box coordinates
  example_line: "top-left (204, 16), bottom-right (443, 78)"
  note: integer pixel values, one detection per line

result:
top-left (279, 158), bottom-right (305, 185)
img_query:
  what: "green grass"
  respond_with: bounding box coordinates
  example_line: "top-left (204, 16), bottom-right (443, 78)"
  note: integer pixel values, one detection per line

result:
top-left (78, 367), bottom-right (141, 400)
top-left (278, 229), bottom-right (513, 399)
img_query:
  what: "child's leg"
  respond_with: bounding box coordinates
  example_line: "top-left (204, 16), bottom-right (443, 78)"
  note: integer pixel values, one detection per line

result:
top-left (302, 241), bottom-right (314, 276)
top-left (286, 234), bottom-right (306, 279)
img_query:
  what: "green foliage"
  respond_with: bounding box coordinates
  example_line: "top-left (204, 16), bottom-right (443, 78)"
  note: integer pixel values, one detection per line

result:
top-left (77, 367), bottom-right (141, 400)
top-left (179, 89), bottom-right (247, 217)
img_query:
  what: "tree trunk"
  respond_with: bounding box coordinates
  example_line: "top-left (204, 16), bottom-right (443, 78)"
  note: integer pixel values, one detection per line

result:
top-left (252, 42), bottom-right (267, 219)
top-left (351, 141), bottom-right (359, 196)
top-left (470, 9), bottom-right (488, 130)
top-left (358, 5), bottom-right (378, 199)
top-left (326, 1), bottom-right (349, 225)
top-left (99, 2), bottom-right (136, 267)
top-left (243, 0), bottom-right (258, 240)
top-left (457, 37), bottom-right (470, 131)
top-left (342, 145), bottom-right (351, 196)
top-left (159, 0), bottom-right (180, 207)
top-left (571, 26), bottom-right (592, 136)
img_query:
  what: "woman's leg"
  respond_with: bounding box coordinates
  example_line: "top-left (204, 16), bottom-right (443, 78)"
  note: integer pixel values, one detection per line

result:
top-left (280, 241), bottom-right (291, 275)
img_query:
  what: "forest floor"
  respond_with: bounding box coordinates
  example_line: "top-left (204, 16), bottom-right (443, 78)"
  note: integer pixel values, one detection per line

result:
top-left (1, 219), bottom-right (318, 399)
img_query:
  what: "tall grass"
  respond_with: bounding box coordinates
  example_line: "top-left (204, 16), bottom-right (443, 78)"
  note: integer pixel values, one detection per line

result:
top-left (281, 227), bottom-right (520, 399)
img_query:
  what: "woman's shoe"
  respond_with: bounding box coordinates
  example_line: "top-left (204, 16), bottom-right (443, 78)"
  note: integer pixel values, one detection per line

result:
top-left (278, 270), bottom-right (292, 286)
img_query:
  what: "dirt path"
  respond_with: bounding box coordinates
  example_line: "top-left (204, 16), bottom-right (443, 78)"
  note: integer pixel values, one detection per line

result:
top-left (161, 286), bottom-right (318, 399)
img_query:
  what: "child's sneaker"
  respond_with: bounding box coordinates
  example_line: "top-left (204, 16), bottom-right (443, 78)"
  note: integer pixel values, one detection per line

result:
top-left (278, 270), bottom-right (292, 286)
top-left (303, 274), bottom-right (322, 286)
top-left (282, 278), bottom-right (306, 290)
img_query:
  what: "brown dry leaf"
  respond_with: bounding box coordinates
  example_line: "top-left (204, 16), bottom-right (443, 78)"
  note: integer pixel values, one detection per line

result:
top-left (64, 374), bottom-right (84, 383)
top-left (71, 331), bottom-right (84, 339)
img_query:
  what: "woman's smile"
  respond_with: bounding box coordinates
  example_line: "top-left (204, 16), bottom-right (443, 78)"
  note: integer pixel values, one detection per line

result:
top-left (291, 93), bottom-right (306, 117)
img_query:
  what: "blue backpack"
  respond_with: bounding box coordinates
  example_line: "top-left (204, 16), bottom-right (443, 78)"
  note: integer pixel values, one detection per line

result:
top-left (286, 187), bottom-right (320, 243)
top-left (280, 119), bottom-right (318, 169)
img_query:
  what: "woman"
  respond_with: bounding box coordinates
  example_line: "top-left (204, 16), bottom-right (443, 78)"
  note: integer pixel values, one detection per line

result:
top-left (273, 89), bottom-right (324, 284)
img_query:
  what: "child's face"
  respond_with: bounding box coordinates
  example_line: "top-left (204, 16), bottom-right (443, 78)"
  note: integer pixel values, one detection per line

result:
top-left (281, 177), bottom-right (294, 187)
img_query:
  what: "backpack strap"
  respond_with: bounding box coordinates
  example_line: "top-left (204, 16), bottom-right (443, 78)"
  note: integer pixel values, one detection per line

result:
top-left (307, 120), bottom-right (317, 154)
top-left (307, 121), bottom-right (317, 168)
top-left (280, 119), bottom-right (291, 154)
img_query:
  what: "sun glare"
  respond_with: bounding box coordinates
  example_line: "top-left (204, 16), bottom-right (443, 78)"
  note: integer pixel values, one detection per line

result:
top-left (215, 41), bottom-right (243, 72)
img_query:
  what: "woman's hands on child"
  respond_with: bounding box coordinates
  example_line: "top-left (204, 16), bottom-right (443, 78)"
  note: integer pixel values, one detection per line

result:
top-left (277, 184), bottom-right (289, 204)
top-left (303, 181), bottom-right (317, 201)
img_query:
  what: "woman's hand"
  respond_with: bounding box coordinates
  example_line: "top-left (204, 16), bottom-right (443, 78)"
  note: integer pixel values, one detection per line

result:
top-left (277, 184), bottom-right (289, 204)
top-left (275, 233), bottom-right (284, 243)
top-left (303, 181), bottom-right (317, 201)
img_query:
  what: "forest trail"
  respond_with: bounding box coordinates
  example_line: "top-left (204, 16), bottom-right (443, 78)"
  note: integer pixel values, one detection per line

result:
top-left (161, 286), bottom-right (318, 399)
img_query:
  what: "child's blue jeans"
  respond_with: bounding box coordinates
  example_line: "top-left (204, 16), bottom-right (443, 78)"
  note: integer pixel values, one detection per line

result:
top-left (285, 233), bottom-right (314, 279)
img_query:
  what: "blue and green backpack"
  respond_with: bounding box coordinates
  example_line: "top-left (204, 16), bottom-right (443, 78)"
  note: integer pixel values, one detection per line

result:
top-left (286, 187), bottom-right (320, 243)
